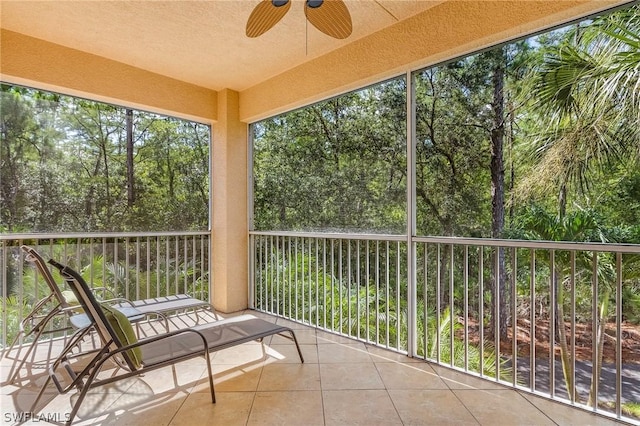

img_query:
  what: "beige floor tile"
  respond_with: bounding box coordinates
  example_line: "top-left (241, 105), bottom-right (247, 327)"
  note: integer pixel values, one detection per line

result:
top-left (389, 389), bottom-right (479, 425)
top-left (191, 362), bottom-right (263, 394)
top-left (258, 363), bottom-right (320, 391)
top-left (265, 343), bottom-right (317, 363)
top-left (238, 310), bottom-right (278, 322)
top-left (430, 364), bottom-right (505, 390)
top-left (213, 364), bottom-right (264, 392)
top-left (453, 389), bottom-right (555, 425)
top-left (317, 343), bottom-right (372, 363)
top-left (375, 362), bottom-right (449, 390)
top-left (270, 328), bottom-right (317, 345)
top-left (212, 342), bottom-right (267, 365)
top-left (133, 359), bottom-right (207, 394)
top-left (323, 389), bottom-right (402, 425)
top-left (247, 390), bottom-right (324, 426)
top-left (366, 345), bottom-right (423, 363)
top-left (89, 386), bottom-right (188, 426)
top-left (519, 392), bottom-right (624, 426)
top-left (37, 388), bottom-right (123, 425)
top-left (316, 330), bottom-right (362, 345)
top-left (170, 392), bottom-right (254, 426)
top-left (2, 387), bottom-right (60, 419)
top-left (275, 317), bottom-right (312, 330)
top-left (319, 362), bottom-right (384, 390)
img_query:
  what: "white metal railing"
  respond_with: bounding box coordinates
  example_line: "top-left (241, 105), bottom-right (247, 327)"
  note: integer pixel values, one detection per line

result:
top-left (0, 232), bottom-right (211, 348)
top-left (250, 231), bottom-right (640, 425)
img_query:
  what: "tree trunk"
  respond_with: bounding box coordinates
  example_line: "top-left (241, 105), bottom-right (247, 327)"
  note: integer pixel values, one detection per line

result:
top-left (126, 109), bottom-right (135, 207)
top-left (556, 273), bottom-right (580, 403)
top-left (489, 48), bottom-right (508, 339)
top-left (588, 291), bottom-right (610, 408)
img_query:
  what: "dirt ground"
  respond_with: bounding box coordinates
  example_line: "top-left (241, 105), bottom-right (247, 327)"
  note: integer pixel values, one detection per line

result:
top-left (463, 318), bottom-right (640, 364)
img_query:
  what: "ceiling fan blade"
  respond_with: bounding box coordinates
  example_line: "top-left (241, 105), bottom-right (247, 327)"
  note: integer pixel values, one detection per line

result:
top-left (304, 0), bottom-right (352, 39)
top-left (246, 0), bottom-right (291, 38)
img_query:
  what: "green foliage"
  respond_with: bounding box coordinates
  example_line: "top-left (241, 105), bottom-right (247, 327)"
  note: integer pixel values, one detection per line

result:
top-left (0, 86), bottom-right (209, 232)
top-left (253, 81), bottom-right (407, 233)
top-left (416, 306), bottom-right (508, 380)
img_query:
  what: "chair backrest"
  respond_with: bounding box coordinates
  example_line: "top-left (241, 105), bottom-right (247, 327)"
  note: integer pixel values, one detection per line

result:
top-left (48, 259), bottom-right (140, 371)
top-left (21, 245), bottom-right (71, 310)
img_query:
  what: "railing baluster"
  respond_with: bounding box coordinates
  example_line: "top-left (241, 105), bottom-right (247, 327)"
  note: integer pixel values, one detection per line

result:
top-left (591, 250), bottom-right (599, 411)
top-left (125, 237), bottom-right (130, 301)
top-left (366, 240), bottom-right (370, 343)
top-left (424, 243), bottom-right (428, 360)
top-left (289, 236), bottom-right (293, 320)
top-left (550, 249), bottom-right (556, 397)
top-left (356, 240), bottom-right (361, 341)
top-left (449, 243), bottom-right (454, 368)
top-left (348, 240), bottom-right (352, 338)
top-left (479, 246), bottom-right (484, 377)
top-left (340, 239), bottom-right (344, 334)
top-left (323, 238), bottom-right (327, 329)
top-left (376, 240), bottom-right (380, 345)
top-left (511, 247), bottom-right (517, 387)
top-left (315, 238), bottom-right (320, 327)
top-left (276, 236), bottom-right (280, 316)
top-left (495, 246), bottom-right (500, 382)
top-left (165, 236), bottom-right (170, 297)
top-left (570, 250), bottom-right (576, 404)
top-left (386, 241), bottom-right (390, 348)
top-left (530, 249), bottom-right (536, 391)
top-left (396, 241), bottom-right (401, 351)
top-left (464, 245), bottom-right (469, 372)
top-left (307, 238), bottom-right (312, 325)
top-left (329, 239), bottom-right (336, 330)
top-left (436, 243), bottom-right (441, 364)
top-left (174, 236), bottom-right (179, 296)
top-left (616, 252), bottom-right (622, 419)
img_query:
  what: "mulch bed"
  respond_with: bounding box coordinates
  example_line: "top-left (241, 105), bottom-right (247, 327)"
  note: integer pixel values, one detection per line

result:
top-left (462, 318), bottom-right (640, 364)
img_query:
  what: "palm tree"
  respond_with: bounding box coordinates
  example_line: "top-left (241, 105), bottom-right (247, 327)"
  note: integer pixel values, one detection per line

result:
top-left (519, 6), bottom-right (640, 215)
top-left (514, 8), bottom-right (639, 406)
top-left (512, 205), bottom-right (616, 404)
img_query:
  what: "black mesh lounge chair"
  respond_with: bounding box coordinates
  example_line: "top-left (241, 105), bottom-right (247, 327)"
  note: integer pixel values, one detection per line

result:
top-left (5, 245), bottom-right (216, 382)
top-left (22, 245), bottom-right (216, 322)
top-left (3, 246), bottom-right (144, 383)
top-left (32, 260), bottom-right (303, 425)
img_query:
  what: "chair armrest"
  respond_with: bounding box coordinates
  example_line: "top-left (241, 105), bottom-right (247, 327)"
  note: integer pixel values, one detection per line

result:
top-left (90, 286), bottom-right (118, 300)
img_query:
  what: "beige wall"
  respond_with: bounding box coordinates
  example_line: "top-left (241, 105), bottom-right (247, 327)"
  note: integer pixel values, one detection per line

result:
top-left (2, 1), bottom-right (625, 123)
top-left (212, 90), bottom-right (249, 313)
top-left (0, 29), bottom-right (217, 123)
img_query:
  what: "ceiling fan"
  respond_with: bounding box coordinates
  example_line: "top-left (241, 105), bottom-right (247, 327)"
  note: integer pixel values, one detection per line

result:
top-left (246, 0), bottom-right (353, 39)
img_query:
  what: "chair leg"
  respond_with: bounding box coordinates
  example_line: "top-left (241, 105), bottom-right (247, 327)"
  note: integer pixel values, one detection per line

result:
top-left (31, 374), bottom-right (53, 414)
top-left (290, 330), bottom-right (305, 363)
top-left (8, 307), bottom-right (64, 383)
top-left (203, 350), bottom-right (216, 403)
top-left (3, 297), bottom-right (58, 360)
top-left (3, 329), bottom-right (25, 360)
top-left (7, 327), bottom-right (46, 383)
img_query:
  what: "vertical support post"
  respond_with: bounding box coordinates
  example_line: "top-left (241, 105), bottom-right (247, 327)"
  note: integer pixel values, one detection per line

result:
top-left (213, 89), bottom-right (249, 313)
top-left (406, 70), bottom-right (417, 357)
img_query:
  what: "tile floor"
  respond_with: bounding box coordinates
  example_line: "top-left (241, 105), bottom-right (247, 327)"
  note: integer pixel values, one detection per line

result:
top-left (0, 310), bottom-right (629, 425)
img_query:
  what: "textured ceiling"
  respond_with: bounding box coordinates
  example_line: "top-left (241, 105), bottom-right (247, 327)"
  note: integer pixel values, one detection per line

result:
top-left (0, 0), bottom-right (443, 91)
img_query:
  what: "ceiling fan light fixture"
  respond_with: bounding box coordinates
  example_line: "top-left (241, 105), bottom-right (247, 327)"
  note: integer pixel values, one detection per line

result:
top-left (247, 0), bottom-right (352, 39)
top-left (246, 0), bottom-right (292, 37)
